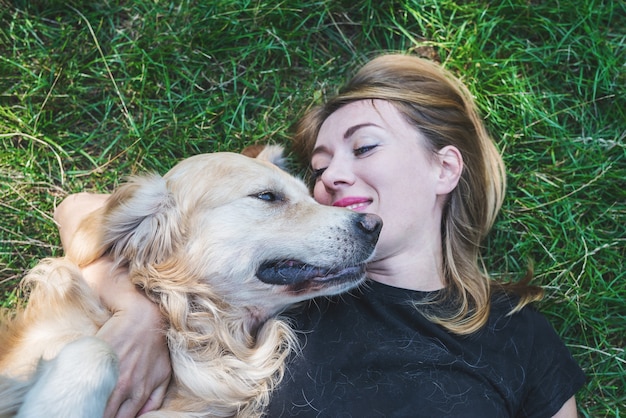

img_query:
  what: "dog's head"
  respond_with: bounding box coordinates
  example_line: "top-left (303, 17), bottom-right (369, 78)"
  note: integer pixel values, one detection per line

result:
top-left (72, 147), bottom-right (381, 324)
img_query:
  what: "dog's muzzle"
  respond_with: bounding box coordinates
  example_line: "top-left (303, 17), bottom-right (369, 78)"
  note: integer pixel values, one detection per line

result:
top-left (256, 213), bottom-right (382, 286)
top-left (257, 260), bottom-right (367, 285)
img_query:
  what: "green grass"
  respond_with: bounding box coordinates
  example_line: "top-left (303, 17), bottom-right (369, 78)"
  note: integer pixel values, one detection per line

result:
top-left (1, 0), bottom-right (624, 415)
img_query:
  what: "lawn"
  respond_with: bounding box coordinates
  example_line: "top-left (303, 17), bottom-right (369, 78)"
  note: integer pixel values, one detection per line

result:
top-left (1, 0), bottom-right (624, 416)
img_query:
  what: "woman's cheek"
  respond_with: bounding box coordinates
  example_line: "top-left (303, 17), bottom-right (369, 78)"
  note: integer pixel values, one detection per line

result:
top-left (312, 183), bottom-right (331, 205)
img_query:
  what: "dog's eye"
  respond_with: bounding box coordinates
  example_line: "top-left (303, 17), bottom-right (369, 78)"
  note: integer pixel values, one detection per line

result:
top-left (254, 191), bottom-right (282, 202)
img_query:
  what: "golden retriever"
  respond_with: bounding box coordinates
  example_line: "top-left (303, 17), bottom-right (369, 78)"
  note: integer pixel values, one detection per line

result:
top-left (0, 146), bottom-right (382, 417)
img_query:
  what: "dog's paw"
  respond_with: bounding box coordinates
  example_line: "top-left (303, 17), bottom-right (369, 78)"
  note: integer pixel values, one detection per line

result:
top-left (17, 337), bottom-right (118, 418)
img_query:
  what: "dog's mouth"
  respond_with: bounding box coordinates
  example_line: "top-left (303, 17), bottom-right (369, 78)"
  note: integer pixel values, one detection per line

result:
top-left (257, 260), bottom-right (366, 289)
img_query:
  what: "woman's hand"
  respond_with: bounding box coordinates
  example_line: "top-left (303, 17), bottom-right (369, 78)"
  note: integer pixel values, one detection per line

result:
top-left (55, 193), bottom-right (172, 417)
top-left (93, 261), bottom-right (171, 418)
top-left (55, 192), bottom-right (110, 252)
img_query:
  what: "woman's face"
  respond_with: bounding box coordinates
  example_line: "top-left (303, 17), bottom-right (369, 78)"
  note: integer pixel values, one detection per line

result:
top-left (311, 99), bottom-right (456, 263)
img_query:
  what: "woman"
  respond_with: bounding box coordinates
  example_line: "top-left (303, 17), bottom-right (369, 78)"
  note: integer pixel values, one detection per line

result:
top-left (265, 54), bottom-right (585, 416)
top-left (55, 54), bottom-right (584, 417)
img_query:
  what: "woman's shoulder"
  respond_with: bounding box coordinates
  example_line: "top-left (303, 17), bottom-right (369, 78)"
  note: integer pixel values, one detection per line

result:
top-left (298, 282), bottom-right (579, 381)
top-left (271, 281), bottom-right (585, 417)
top-left (483, 290), bottom-right (558, 340)
top-left (289, 280), bottom-right (551, 335)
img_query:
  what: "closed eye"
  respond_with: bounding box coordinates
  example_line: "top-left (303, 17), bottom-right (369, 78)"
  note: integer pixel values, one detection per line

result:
top-left (311, 167), bottom-right (326, 180)
top-left (354, 144), bottom-right (377, 156)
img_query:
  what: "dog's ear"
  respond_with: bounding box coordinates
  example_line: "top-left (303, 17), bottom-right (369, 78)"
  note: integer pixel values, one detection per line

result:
top-left (241, 144), bottom-right (287, 171)
top-left (69, 174), bottom-right (182, 268)
top-left (102, 174), bottom-right (182, 267)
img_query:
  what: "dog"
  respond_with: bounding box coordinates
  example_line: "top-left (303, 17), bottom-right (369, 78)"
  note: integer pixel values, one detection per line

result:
top-left (0, 146), bottom-right (382, 417)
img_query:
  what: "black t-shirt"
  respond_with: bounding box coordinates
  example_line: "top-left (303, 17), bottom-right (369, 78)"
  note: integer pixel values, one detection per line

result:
top-left (266, 280), bottom-right (585, 417)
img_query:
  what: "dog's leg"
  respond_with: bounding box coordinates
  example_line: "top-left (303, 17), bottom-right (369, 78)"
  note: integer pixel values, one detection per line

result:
top-left (0, 375), bottom-right (33, 418)
top-left (16, 337), bottom-right (118, 418)
top-left (0, 258), bottom-right (111, 378)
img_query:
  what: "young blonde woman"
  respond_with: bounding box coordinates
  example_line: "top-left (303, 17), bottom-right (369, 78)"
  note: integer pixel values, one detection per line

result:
top-left (264, 54), bottom-right (584, 417)
top-left (55, 54), bottom-right (584, 417)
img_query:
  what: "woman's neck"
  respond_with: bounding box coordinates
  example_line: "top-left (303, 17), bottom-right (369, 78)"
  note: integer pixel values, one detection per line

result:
top-left (366, 245), bottom-right (445, 291)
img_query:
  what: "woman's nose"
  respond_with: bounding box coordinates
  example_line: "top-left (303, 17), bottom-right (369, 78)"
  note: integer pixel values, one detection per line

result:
top-left (320, 159), bottom-right (355, 188)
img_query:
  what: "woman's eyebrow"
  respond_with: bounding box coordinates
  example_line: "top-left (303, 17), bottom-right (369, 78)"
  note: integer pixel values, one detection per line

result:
top-left (344, 123), bottom-right (378, 139)
top-left (312, 123), bottom-right (380, 158)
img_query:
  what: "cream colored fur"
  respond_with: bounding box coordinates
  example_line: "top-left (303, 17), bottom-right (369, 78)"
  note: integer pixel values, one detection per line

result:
top-left (0, 147), bottom-right (381, 417)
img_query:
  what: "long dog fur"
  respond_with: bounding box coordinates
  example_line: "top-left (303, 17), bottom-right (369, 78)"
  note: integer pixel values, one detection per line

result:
top-left (0, 146), bottom-right (381, 417)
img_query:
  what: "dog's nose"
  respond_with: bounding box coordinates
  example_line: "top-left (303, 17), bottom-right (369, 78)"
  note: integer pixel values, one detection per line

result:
top-left (355, 213), bottom-right (383, 243)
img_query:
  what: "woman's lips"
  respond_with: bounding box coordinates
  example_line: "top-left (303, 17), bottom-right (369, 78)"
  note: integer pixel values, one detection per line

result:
top-left (333, 197), bottom-right (371, 211)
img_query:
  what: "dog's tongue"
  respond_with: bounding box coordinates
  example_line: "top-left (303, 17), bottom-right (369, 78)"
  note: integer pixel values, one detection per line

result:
top-left (257, 260), bottom-right (329, 285)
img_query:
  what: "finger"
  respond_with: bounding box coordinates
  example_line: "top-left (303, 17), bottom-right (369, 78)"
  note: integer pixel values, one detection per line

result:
top-left (115, 398), bottom-right (145, 418)
top-left (138, 379), bottom-right (170, 415)
top-left (103, 387), bottom-right (125, 418)
top-left (104, 378), bottom-right (145, 418)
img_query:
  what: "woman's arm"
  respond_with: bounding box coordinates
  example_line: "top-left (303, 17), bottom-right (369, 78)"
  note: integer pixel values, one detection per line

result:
top-left (551, 396), bottom-right (578, 418)
top-left (55, 193), bottom-right (172, 418)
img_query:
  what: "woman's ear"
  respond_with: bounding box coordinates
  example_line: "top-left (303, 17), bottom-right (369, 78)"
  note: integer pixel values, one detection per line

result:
top-left (435, 145), bottom-right (463, 195)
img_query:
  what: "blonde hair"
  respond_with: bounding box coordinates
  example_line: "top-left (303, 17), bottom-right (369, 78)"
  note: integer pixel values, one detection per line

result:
top-left (292, 54), bottom-right (543, 335)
